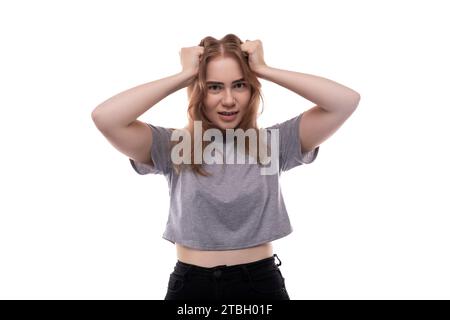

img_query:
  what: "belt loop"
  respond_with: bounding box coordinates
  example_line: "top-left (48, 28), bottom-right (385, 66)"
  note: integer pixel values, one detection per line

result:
top-left (241, 265), bottom-right (251, 282)
top-left (274, 254), bottom-right (282, 267)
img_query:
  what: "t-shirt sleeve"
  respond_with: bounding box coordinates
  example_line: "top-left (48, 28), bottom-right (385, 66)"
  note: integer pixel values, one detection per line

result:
top-left (265, 112), bottom-right (319, 172)
top-left (129, 123), bottom-right (173, 175)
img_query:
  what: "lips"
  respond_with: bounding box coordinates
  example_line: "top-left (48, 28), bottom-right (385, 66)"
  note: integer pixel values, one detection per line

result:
top-left (218, 111), bottom-right (239, 116)
top-left (218, 111), bottom-right (239, 122)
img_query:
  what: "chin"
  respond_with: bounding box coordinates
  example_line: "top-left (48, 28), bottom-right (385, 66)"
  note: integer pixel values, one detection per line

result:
top-left (216, 120), bottom-right (239, 131)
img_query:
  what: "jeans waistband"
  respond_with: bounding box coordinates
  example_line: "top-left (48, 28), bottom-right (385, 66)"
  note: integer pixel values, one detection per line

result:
top-left (173, 254), bottom-right (282, 280)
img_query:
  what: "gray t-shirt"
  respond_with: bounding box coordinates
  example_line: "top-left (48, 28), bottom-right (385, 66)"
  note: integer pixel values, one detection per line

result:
top-left (129, 112), bottom-right (319, 250)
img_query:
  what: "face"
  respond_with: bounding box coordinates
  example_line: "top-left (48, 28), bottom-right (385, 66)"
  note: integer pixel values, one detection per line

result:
top-left (203, 55), bottom-right (251, 131)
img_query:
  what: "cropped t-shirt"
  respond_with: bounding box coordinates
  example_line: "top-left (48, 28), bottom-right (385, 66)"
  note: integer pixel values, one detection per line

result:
top-left (129, 112), bottom-right (319, 250)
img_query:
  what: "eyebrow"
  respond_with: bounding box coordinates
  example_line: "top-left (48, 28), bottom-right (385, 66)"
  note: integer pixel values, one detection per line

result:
top-left (206, 78), bottom-right (245, 85)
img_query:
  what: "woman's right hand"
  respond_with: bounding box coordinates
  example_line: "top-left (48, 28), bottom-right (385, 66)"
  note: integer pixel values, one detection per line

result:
top-left (179, 46), bottom-right (204, 77)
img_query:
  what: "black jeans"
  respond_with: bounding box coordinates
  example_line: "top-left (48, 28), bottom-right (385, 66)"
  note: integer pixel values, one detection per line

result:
top-left (164, 254), bottom-right (290, 301)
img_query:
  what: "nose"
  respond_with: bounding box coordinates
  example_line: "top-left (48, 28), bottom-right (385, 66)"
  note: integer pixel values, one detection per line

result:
top-left (222, 88), bottom-right (236, 106)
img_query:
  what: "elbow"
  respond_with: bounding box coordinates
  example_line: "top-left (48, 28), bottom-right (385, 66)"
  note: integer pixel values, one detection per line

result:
top-left (340, 92), bottom-right (360, 116)
top-left (348, 91), bottom-right (361, 110)
top-left (91, 109), bottom-right (98, 122)
top-left (91, 108), bottom-right (107, 131)
top-left (91, 108), bottom-right (101, 125)
top-left (353, 91), bottom-right (361, 104)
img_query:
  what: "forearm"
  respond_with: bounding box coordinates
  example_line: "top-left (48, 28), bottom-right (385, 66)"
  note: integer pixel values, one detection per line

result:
top-left (91, 70), bottom-right (195, 129)
top-left (256, 66), bottom-right (360, 113)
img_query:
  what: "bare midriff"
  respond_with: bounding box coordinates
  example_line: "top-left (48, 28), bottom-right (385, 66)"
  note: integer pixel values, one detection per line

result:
top-left (175, 242), bottom-right (274, 268)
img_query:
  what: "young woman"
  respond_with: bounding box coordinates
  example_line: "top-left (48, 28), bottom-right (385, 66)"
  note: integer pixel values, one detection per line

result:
top-left (91, 34), bottom-right (360, 301)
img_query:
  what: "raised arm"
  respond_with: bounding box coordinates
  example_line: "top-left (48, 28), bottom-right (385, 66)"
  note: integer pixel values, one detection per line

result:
top-left (91, 71), bottom-right (195, 130)
top-left (90, 71), bottom-right (195, 165)
top-left (256, 65), bottom-right (360, 153)
top-left (91, 46), bottom-right (204, 165)
top-left (241, 40), bottom-right (360, 154)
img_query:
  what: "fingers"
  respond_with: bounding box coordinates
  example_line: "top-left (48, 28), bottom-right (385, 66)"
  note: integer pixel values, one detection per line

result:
top-left (242, 39), bottom-right (252, 48)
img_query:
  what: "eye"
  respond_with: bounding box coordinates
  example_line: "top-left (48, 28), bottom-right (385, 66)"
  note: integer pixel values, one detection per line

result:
top-left (207, 82), bottom-right (247, 92)
top-left (235, 82), bottom-right (247, 89)
top-left (208, 85), bottom-right (221, 91)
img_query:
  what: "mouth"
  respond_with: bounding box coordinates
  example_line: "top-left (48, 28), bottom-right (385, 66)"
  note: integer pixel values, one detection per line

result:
top-left (218, 111), bottom-right (239, 122)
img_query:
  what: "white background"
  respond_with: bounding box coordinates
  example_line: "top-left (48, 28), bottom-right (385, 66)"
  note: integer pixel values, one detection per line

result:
top-left (1, 0), bottom-right (449, 299)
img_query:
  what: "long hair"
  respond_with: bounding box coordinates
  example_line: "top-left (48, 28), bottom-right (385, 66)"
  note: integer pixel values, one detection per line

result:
top-left (170, 34), bottom-right (267, 177)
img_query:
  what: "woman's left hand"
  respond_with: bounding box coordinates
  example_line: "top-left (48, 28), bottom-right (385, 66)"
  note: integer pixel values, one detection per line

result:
top-left (240, 39), bottom-right (268, 76)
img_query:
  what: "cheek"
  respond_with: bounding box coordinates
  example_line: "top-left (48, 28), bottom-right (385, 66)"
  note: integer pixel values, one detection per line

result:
top-left (204, 96), bottom-right (219, 110)
top-left (203, 100), bottom-right (216, 115)
top-left (205, 94), bottom-right (219, 102)
top-left (239, 96), bottom-right (251, 109)
top-left (239, 91), bottom-right (251, 102)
